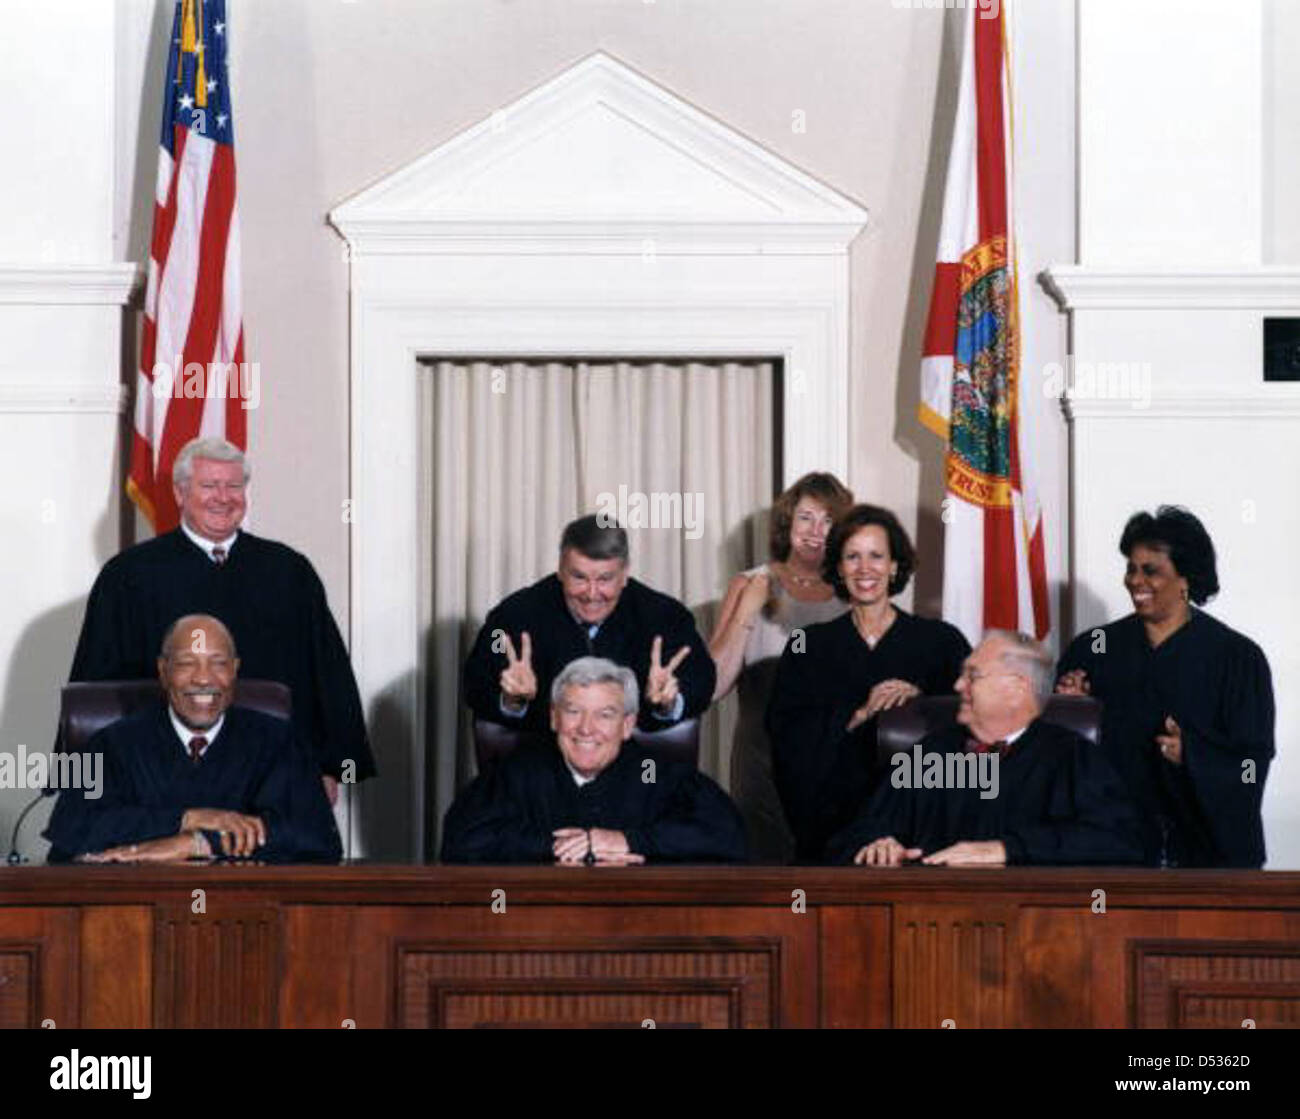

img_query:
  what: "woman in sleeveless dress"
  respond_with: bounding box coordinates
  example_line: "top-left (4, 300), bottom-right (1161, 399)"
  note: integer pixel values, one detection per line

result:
top-left (709, 473), bottom-right (853, 862)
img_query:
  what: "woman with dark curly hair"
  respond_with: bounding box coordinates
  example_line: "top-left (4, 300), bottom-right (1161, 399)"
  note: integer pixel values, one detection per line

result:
top-left (1055, 506), bottom-right (1274, 867)
top-left (765, 504), bottom-right (970, 862)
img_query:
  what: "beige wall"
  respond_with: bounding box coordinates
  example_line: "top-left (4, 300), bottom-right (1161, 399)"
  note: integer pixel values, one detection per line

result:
top-left (116, 0), bottom-right (1056, 625)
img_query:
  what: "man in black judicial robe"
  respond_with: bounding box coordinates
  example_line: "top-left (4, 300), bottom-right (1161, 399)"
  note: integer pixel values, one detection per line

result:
top-left (45, 614), bottom-right (341, 864)
top-left (443, 657), bottom-right (744, 864)
top-left (463, 515), bottom-right (714, 735)
top-left (766, 610), bottom-right (970, 862)
top-left (68, 438), bottom-right (374, 800)
top-left (828, 632), bottom-right (1143, 867)
top-left (1057, 609), bottom-right (1274, 868)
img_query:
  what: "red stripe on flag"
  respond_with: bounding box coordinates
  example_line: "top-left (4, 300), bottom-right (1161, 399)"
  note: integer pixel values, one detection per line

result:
top-left (922, 262), bottom-right (961, 358)
top-left (973, 13), bottom-right (1008, 242)
top-left (153, 141), bottom-right (237, 531)
top-left (1028, 518), bottom-right (1050, 639)
top-left (982, 505), bottom-right (1018, 631)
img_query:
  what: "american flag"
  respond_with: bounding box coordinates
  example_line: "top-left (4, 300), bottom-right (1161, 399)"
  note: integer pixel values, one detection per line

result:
top-left (917, 1), bottom-right (1049, 644)
top-left (128, 0), bottom-right (245, 531)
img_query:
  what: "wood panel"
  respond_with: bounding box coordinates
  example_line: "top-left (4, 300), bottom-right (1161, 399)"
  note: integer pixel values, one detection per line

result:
top-left (5, 867), bottom-right (1300, 1029)
top-left (0, 907), bottom-right (78, 1028)
top-left (153, 903), bottom-right (280, 1028)
top-left (1132, 940), bottom-right (1300, 1029)
top-left (1018, 906), bottom-right (1300, 1028)
top-left (893, 903), bottom-right (1019, 1029)
top-left (819, 906), bottom-right (891, 1027)
top-left (341, 905), bottom-right (818, 1030)
top-left (80, 907), bottom-right (152, 1028)
top-left (399, 940), bottom-right (777, 1028)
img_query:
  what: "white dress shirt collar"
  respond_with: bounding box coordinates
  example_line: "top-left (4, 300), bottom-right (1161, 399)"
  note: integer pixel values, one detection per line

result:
top-left (562, 756), bottom-right (596, 787)
top-left (181, 519), bottom-right (239, 562)
top-left (169, 707), bottom-right (225, 758)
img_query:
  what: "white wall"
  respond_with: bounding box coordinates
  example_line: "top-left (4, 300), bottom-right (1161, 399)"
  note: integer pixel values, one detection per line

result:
top-left (0, 0), bottom-right (134, 856)
top-left (1062, 0), bottom-right (1300, 867)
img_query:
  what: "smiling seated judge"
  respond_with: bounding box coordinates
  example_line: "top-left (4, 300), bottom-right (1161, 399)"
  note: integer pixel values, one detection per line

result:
top-left (441, 657), bottom-right (745, 865)
top-left (827, 631), bottom-right (1143, 868)
top-left (44, 613), bottom-right (341, 864)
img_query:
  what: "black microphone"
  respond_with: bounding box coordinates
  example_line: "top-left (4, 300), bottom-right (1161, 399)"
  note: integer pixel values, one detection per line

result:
top-left (6, 791), bottom-right (48, 865)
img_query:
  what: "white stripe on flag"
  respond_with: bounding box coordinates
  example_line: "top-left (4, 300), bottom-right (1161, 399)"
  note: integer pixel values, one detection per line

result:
top-left (943, 498), bottom-right (984, 649)
top-left (151, 131), bottom-right (216, 463)
top-left (154, 146), bottom-right (174, 209)
top-left (920, 354), bottom-right (953, 428)
top-left (131, 369), bottom-right (153, 439)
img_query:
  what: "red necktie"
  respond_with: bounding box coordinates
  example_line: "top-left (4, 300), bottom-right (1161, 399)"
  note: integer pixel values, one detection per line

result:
top-left (211, 546), bottom-right (227, 566)
top-left (188, 736), bottom-right (208, 764)
top-left (965, 737), bottom-right (1011, 757)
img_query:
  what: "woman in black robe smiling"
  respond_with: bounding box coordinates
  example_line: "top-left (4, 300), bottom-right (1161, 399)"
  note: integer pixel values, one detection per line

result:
top-left (766, 504), bottom-right (970, 862)
top-left (1055, 507), bottom-right (1275, 868)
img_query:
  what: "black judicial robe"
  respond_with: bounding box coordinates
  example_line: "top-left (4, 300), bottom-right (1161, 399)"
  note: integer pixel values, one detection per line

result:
top-left (440, 741), bottom-right (746, 864)
top-left (463, 574), bottom-right (715, 733)
top-left (43, 704), bottom-right (342, 863)
top-left (826, 720), bottom-right (1144, 866)
top-left (68, 529), bottom-right (374, 781)
top-left (766, 610), bottom-right (970, 862)
top-left (1057, 609), bottom-right (1274, 868)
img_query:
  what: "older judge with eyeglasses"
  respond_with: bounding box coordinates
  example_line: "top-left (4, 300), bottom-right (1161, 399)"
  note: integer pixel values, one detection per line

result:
top-left (828, 631), bottom-right (1144, 868)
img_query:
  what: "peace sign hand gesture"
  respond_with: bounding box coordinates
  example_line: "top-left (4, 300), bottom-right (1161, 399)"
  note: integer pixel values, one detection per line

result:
top-left (499, 631), bottom-right (537, 707)
top-left (646, 635), bottom-right (691, 713)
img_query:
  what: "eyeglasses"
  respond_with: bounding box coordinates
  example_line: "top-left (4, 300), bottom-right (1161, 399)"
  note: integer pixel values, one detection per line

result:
top-left (959, 667), bottom-right (1022, 685)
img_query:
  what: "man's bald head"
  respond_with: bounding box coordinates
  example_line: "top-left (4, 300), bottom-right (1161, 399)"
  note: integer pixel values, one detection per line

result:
top-left (157, 614), bottom-right (240, 732)
top-left (159, 614), bottom-right (238, 663)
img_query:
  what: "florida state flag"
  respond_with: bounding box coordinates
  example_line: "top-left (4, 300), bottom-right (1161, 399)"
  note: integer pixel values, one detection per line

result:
top-left (918, 1), bottom-right (1049, 644)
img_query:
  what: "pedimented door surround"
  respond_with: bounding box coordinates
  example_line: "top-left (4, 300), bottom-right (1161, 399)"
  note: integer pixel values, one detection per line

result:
top-left (329, 52), bottom-right (867, 857)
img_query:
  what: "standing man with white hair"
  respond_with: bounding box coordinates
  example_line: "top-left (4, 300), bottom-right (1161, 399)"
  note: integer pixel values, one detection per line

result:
top-left (68, 437), bottom-right (375, 802)
top-left (828, 631), bottom-right (1143, 868)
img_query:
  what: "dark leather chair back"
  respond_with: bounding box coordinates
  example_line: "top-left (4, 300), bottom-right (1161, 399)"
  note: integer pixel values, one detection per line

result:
top-left (473, 716), bottom-right (700, 770)
top-left (876, 695), bottom-right (1102, 766)
top-left (59, 679), bottom-right (292, 754)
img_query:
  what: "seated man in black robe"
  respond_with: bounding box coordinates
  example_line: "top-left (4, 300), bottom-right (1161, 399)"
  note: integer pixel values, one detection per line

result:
top-left (442, 656), bottom-right (744, 864)
top-left (828, 631), bottom-right (1143, 867)
top-left (68, 437), bottom-right (374, 804)
top-left (45, 613), bottom-right (341, 864)
top-left (463, 515), bottom-right (715, 735)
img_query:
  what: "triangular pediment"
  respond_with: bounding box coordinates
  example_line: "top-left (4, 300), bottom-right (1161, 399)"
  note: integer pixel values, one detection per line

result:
top-left (330, 52), bottom-right (866, 250)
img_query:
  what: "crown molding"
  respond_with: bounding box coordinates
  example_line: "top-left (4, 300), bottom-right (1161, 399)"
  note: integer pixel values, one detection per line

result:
top-left (1063, 387), bottom-right (1300, 420)
top-left (0, 264), bottom-right (142, 306)
top-left (1040, 266), bottom-right (1300, 311)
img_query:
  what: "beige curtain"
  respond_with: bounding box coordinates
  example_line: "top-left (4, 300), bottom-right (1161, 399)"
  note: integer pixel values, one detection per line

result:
top-left (425, 358), bottom-right (775, 853)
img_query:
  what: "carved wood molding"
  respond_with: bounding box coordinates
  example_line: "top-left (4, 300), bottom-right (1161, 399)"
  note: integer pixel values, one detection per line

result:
top-left (153, 904), bottom-right (281, 1028)
top-left (394, 936), bottom-right (782, 1029)
top-left (1130, 939), bottom-right (1300, 1029)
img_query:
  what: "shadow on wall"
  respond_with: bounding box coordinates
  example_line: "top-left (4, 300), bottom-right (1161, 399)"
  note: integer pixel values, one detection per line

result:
top-left (356, 670), bottom-right (419, 862)
top-left (891, 5), bottom-right (960, 620)
top-left (0, 453), bottom-right (125, 863)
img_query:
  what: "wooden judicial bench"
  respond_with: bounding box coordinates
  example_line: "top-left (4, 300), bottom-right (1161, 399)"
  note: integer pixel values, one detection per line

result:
top-left (2, 864), bottom-right (1299, 1029)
